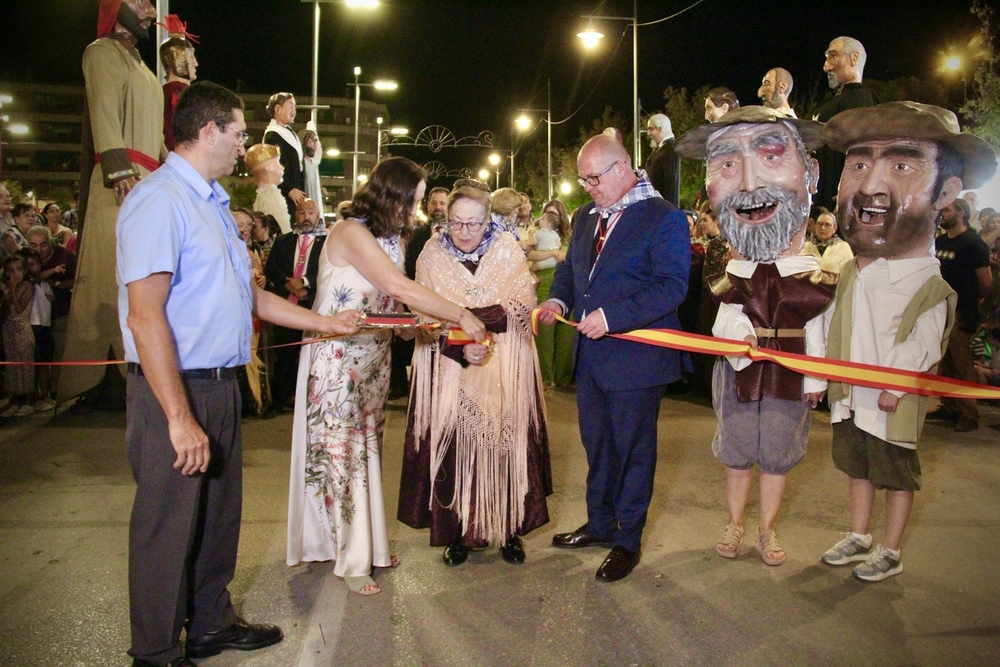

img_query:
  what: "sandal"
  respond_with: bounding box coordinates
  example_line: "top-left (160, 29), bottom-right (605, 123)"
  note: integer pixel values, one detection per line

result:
top-left (715, 523), bottom-right (744, 559)
top-left (344, 575), bottom-right (381, 596)
top-left (376, 555), bottom-right (400, 569)
top-left (755, 528), bottom-right (786, 566)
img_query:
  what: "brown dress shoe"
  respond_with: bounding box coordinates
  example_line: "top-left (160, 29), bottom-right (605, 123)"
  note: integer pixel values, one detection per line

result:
top-left (552, 523), bottom-right (614, 549)
top-left (595, 545), bottom-right (640, 582)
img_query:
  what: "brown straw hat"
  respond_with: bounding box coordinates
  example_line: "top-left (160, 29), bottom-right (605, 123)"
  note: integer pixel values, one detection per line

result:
top-left (244, 143), bottom-right (280, 172)
top-left (675, 105), bottom-right (823, 160)
top-left (821, 101), bottom-right (997, 190)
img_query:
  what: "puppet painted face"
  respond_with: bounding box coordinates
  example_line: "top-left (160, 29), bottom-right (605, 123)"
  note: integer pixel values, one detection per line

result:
top-left (706, 122), bottom-right (816, 262)
top-left (837, 138), bottom-right (943, 260)
top-left (118, 0), bottom-right (156, 41)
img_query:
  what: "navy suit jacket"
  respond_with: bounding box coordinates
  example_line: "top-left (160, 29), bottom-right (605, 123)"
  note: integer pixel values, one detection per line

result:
top-left (549, 197), bottom-right (690, 391)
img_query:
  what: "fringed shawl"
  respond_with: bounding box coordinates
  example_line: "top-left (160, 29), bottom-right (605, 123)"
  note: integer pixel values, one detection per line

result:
top-left (409, 232), bottom-right (546, 544)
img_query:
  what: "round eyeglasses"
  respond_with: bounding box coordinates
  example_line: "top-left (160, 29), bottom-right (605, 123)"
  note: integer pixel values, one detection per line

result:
top-left (447, 220), bottom-right (486, 232)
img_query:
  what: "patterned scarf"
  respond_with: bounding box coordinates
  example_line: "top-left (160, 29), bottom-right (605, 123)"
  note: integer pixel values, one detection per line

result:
top-left (439, 223), bottom-right (498, 265)
top-left (595, 169), bottom-right (659, 218)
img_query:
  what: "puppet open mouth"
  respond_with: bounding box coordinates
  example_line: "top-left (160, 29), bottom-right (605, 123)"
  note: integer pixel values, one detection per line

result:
top-left (857, 205), bottom-right (888, 226)
top-left (736, 201), bottom-right (778, 224)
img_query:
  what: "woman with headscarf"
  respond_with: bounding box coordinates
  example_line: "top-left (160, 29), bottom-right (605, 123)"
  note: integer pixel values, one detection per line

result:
top-left (397, 184), bottom-right (552, 567)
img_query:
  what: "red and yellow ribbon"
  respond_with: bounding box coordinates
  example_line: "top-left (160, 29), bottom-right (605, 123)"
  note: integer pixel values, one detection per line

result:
top-left (530, 308), bottom-right (1000, 400)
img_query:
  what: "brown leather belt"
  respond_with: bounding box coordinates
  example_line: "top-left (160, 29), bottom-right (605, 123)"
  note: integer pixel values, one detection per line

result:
top-left (753, 327), bottom-right (806, 338)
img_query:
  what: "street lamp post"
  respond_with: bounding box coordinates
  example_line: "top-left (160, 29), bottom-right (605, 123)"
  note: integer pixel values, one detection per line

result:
top-left (375, 116), bottom-right (383, 164)
top-left (578, 0), bottom-right (641, 166)
top-left (488, 152), bottom-right (502, 189)
top-left (515, 81), bottom-right (553, 201)
top-left (301, 0), bottom-right (379, 126)
top-left (350, 67), bottom-right (398, 194)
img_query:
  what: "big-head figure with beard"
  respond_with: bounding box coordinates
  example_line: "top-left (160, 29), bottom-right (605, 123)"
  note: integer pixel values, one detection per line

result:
top-left (61, 0), bottom-right (164, 405)
top-left (815, 102), bottom-right (996, 582)
top-left (676, 106), bottom-right (836, 568)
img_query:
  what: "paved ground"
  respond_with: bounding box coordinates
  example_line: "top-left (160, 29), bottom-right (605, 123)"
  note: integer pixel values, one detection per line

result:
top-left (1, 388), bottom-right (998, 667)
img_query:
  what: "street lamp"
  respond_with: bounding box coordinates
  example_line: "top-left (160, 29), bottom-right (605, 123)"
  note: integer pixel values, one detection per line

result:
top-left (488, 152), bottom-right (502, 189)
top-left (559, 181), bottom-right (573, 196)
top-left (478, 168), bottom-right (490, 182)
top-left (578, 1), bottom-right (641, 166)
top-left (350, 66), bottom-right (398, 194)
top-left (375, 116), bottom-right (383, 164)
top-left (301, 0), bottom-right (379, 126)
top-left (516, 80), bottom-right (553, 201)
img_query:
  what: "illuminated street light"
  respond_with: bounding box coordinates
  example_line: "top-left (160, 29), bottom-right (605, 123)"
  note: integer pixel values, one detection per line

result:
top-left (478, 168), bottom-right (490, 182)
top-left (559, 181), bottom-right (573, 196)
top-left (0, 94), bottom-right (12, 105)
top-left (357, 174), bottom-right (368, 184)
top-left (301, 0), bottom-right (378, 126)
top-left (576, 25), bottom-right (604, 49)
top-left (8, 124), bottom-right (29, 135)
top-left (376, 116), bottom-right (383, 163)
top-left (515, 114), bottom-right (532, 131)
top-left (516, 93), bottom-right (553, 201)
top-left (326, 148), bottom-right (341, 157)
top-left (578, 3), bottom-right (641, 166)
top-left (390, 126), bottom-right (408, 135)
top-left (944, 55), bottom-right (962, 72)
top-left (351, 66), bottom-right (399, 194)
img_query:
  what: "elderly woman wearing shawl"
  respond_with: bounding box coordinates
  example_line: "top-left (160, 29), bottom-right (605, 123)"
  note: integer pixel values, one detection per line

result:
top-left (397, 185), bottom-right (553, 566)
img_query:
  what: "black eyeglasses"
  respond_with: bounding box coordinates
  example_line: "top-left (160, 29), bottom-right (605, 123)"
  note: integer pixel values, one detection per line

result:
top-left (446, 219), bottom-right (485, 232)
top-left (216, 123), bottom-right (250, 145)
top-left (577, 161), bottom-right (618, 188)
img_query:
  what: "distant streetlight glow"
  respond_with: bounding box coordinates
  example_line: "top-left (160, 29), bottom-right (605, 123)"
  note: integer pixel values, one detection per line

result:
top-left (0, 94), bottom-right (12, 105)
top-left (326, 148), bottom-right (341, 157)
top-left (478, 168), bottom-right (490, 181)
top-left (576, 26), bottom-right (604, 49)
top-left (488, 153), bottom-right (501, 167)
top-left (345, 0), bottom-right (378, 7)
top-left (357, 173), bottom-right (368, 184)
top-left (515, 114), bottom-right (532, 131)
top-left (559, 181), bottom-right (573, 196)
top-left (373, 80), bottom-right (398, 91)
top-left (8, 124), bottom-right (29, 135)
top-left (945, 55), bottom-right (962, 72)
top-left (390, 126), bottom-right (408, 135)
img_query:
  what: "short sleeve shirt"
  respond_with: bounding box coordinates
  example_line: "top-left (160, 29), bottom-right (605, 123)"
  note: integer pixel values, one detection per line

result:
top-left (117, 152), bottom-right (254, 368)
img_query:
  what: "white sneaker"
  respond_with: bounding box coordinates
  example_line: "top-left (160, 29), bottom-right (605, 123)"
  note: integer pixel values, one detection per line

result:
top-left (12, 404), bottom-right (35, 417)
top-left (852, 544), bottom-right (903, 582)
top-left (0, 404), bottom-right (19, 418)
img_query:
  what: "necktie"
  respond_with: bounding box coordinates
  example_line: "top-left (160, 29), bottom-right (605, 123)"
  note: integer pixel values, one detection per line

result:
top-left (288, 235), bottom-right (312, 304)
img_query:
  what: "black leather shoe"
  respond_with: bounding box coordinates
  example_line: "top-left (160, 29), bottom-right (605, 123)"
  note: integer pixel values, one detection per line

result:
top-left (595, 545), bottom-right (641, 582)
top-left (552, 523), bottom-right (614, 549)
top-left (442, 540), bottom-right (468, 566)
top-left (132, 659), bottom-right (198, 667)
top-left (499, 536), bottom-right (525, 564)
top-left (926, 407), bottom-right (957, 421)
top-left (185, 619), bottom-right (283, 659)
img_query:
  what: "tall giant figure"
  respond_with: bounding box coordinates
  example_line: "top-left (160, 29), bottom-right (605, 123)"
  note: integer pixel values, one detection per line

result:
top-left (61, 0), bottom-right (164, 401)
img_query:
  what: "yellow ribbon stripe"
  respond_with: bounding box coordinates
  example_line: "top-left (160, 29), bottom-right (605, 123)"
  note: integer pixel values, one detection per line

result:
top-left (530, 308), bottom-right (1000, 400)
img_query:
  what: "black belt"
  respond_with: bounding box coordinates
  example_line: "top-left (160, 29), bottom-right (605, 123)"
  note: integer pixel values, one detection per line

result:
top-left (127, 362), bottom-right (237, 381)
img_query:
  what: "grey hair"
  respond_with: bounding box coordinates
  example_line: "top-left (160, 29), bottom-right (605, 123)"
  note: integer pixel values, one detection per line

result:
top-left (648, 113), bottom-right (674, 140)
top-left (834, 36), bottom-right (867, 77)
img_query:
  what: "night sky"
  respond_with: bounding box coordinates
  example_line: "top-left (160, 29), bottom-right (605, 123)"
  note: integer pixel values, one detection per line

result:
top-left (0, 1), bottom-right (983, 157)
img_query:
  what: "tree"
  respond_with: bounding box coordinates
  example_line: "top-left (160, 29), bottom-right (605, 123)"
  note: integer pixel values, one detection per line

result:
top-left (962, 0), bottom-right (1000, 151)
top-left (657, 85), bottom-right (712, 209)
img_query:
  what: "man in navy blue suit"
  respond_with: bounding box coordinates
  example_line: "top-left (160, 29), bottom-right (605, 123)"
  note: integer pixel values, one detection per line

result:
top-left (538, 134), bottom-right (690, 582)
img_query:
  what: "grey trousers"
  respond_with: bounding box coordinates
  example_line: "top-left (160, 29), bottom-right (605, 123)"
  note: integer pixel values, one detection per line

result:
top-left (125, 373), bottom-right (242, 664)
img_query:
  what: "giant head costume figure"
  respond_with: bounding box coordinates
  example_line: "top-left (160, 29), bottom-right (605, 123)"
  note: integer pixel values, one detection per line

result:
top-left (97, 0), bottom-right (156, 42)
top-left (158, 14), bottom-right (199, 83)
top-left (676, 106), bottom-right (823, 263)
top-left (822, 102), bottom-right (997, 262)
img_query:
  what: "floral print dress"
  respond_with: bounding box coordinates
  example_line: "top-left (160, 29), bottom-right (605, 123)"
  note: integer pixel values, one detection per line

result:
top-left (286, 235), bottom-right (400, 577)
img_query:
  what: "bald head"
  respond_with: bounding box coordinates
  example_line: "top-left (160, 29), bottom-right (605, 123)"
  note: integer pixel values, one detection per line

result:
top-left (578, 134), bottom-right (636, 209)
top-left (295, 198), bottom-right (320, 232)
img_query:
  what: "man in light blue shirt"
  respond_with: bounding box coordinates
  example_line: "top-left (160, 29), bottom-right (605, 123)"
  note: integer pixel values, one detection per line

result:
top-left (118, 81), bottom-right (360, 667)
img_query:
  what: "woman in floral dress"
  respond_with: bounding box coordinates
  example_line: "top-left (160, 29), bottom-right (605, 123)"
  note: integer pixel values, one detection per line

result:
top-left (286, 157), bottom-right (486, 595)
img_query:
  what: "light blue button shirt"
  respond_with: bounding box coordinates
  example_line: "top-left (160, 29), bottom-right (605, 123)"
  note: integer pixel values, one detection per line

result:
top-left (117, 152), bottom-right (254, 369)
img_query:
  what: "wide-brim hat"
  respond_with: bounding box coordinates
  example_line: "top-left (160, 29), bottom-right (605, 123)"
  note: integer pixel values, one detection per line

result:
top-left (245, 143), bottom-right (280, 172)
top-left (822, 101), bottom-right (998, 190)
top-left (675, 106), bottom-right (824, 160)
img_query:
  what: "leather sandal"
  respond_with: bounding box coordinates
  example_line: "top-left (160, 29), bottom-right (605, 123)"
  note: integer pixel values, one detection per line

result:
top-left (715, 523), bottom-right (744, 559)
top-left (755, 528), bottom-right (786, 566)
